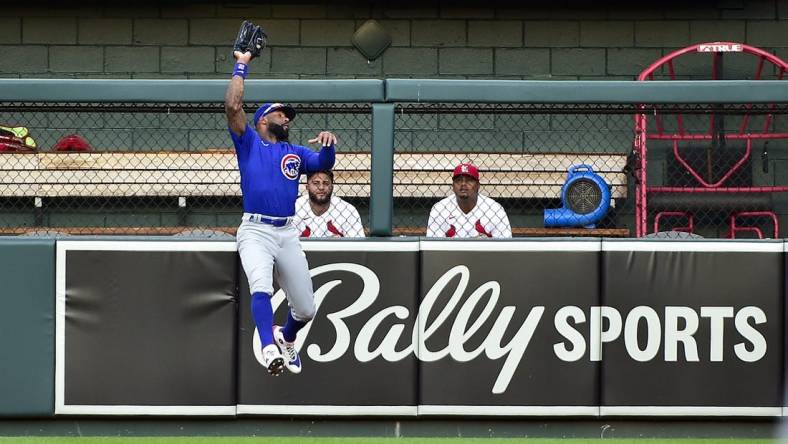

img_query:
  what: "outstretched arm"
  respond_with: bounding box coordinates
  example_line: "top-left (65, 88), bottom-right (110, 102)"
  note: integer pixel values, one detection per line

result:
top-left (225, 51), bottom-right (252, 136)
top-left (303, 131), bottom-right (338, 171)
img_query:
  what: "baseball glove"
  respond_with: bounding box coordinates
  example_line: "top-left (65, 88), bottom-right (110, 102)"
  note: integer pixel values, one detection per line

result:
top-left (233, 20), bottom-right (267, 59)
top-left (0, 125), bottom-right (36, 151)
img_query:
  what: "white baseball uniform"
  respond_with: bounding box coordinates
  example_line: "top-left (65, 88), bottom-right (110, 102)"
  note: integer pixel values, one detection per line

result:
top-left (427, 194), bottom-right (512, 238)
top-left (293, 194), bottom-right (365, 238)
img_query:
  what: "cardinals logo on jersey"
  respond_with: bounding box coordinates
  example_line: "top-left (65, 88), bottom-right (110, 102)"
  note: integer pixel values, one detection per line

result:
top-left (474, 220), bottom-right (492, 238)
top-left (326, 220), bottom-right (344, 237)
top-left (280, 154), bottom-right (301, 180)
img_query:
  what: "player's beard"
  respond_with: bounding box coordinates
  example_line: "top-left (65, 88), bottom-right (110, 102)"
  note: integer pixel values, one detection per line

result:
top-left (269, 122), bottom-right (289, 141)
top-left (308, 190), bottom-right (330, 206)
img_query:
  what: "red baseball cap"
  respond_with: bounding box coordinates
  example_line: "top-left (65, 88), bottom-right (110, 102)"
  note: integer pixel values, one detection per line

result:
top-left (53, 134), bottom-right (92, 152)
top-left (453, 163), bottom-right (479, 181)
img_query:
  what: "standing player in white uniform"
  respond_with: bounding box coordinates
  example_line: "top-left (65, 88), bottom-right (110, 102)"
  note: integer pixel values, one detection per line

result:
top-left (427, 163), bottom-right (512, 238)
top-left (226, 21), bottom-right (338, 376)
top-left (293, 170), bottom-right (365, 238)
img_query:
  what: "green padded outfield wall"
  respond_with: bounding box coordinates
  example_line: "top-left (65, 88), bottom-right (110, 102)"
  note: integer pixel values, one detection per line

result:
top-left (0, 239), bottom-right (55, 416)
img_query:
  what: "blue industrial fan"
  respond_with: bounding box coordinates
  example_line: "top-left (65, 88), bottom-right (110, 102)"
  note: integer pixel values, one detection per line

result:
top-left (544, 164), bottom-right (611, 228)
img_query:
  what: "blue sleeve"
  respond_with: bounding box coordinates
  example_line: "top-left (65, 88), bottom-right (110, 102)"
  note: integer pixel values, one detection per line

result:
top-left (228, 124), bottom-right (255, 161)
top-left (300, 144), bottom-right (336, 173)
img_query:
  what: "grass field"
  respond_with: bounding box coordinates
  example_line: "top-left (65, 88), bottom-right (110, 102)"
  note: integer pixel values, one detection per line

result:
top-left (0, 438), bottom-right (778, 444)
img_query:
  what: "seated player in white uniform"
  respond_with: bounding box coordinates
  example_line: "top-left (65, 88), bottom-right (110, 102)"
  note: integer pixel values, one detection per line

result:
top-left (293, 170), bottom-right (365, 238)
top-left (426, 162), bottom-right (512, 238)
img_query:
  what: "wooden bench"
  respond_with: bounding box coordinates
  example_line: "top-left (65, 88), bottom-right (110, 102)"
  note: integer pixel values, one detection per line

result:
top-left (0, 226), bottom-right (630, 237)
top-left (0, 150), bottom-right (628, 199)
top-left (393, 227), bottom-right (630, 237)
top-left (0, 150), bottom-right (630, 237)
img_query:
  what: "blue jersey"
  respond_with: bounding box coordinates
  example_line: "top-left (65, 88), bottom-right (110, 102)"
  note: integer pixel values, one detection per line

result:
top-left (230, 124), bottom-right (335, 217)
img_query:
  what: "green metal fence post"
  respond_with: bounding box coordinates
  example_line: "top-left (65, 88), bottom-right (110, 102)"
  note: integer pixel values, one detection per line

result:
top-left (370, 103), bottom-right (395, 237)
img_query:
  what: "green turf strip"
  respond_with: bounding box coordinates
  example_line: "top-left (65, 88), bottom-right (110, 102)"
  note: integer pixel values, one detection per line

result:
top-left (0, 438), bottom-right (777, 444)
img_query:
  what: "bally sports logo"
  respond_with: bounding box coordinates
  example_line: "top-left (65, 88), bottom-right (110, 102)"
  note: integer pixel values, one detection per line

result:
top-left (255, 264), bottom-right (768, 395)
top-left (280, 153), bottom-right (301, 180)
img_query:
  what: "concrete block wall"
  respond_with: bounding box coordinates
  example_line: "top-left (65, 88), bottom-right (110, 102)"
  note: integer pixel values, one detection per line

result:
top-left (0, 1), bottom-right (786, 80)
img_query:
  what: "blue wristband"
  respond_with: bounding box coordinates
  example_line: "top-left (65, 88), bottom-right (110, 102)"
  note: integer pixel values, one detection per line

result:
top-left (232, 63), bottom-right (248, 79)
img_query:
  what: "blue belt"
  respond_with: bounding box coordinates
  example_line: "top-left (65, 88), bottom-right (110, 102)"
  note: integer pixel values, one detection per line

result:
top-left (245, 213), bottom-right (291, 227)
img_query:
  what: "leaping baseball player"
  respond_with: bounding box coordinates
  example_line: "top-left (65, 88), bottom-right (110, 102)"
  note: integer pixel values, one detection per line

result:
top-left (225, 21), bottom-right (337, 376)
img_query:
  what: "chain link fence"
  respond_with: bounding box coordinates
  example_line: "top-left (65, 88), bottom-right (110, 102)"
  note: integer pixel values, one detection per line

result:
top-left (638, 103), bottom-right (788, 239)
top-left (393, 103), bottom-right (634, 237)
top-left (1, 100), bottom-right (786, 238)
top-left (0, 102), bottom-right (372, 237)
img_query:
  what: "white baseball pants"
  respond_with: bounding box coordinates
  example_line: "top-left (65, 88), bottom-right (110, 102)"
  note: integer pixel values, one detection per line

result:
top-left (236, 219), bottom-right (316, 321)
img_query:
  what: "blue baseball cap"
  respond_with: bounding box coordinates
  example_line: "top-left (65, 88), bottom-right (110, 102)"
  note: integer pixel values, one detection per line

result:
top-left (253, 102), bottom-right (296, 127)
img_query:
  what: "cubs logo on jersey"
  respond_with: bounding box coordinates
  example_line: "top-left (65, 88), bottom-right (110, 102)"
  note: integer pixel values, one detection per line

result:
top-left (280, 153), bottom-right (301, 180)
